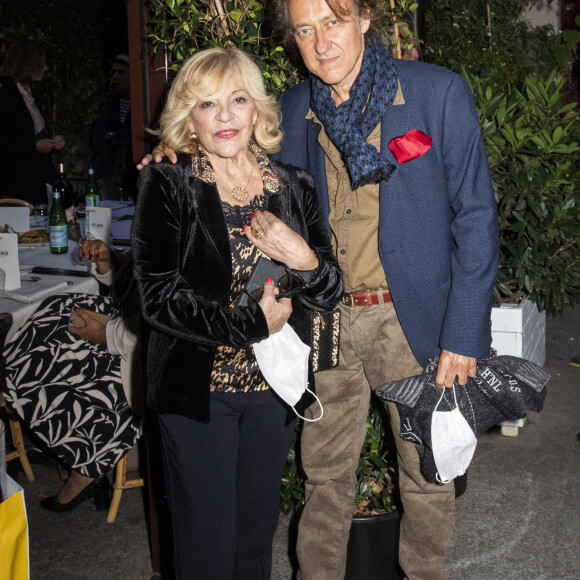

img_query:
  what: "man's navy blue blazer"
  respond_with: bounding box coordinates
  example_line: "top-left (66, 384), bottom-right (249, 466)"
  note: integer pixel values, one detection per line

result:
top-left (277, 58), bottom-right (499, 368)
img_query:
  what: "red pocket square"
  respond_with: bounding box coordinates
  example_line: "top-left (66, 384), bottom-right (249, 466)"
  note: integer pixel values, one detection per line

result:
top-left (388, 129), bottom-right (432, 164)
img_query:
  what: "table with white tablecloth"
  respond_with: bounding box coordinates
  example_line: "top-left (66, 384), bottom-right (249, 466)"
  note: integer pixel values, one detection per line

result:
top-left (1, 201), bottom-right (134, 341)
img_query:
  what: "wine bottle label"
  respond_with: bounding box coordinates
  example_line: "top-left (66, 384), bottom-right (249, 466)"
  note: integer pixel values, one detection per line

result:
top-left (49, 225), bottom-right (68, 248)
top-left (85, 195), bottom-right (100, 207)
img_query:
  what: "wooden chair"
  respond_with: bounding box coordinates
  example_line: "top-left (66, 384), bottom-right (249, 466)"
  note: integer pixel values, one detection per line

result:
top-left (107, 448), bottom-right (144, 523)
top-left (0, 396), bottom-right (35, 482)
top-left (0, 198), bottom-right (35, 215)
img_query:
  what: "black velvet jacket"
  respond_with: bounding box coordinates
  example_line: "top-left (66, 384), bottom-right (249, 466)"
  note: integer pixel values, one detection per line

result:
top-left (132, 154), bottom-right (343, 423)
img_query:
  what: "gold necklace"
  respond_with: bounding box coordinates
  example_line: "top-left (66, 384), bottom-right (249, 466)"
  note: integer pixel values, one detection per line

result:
top-left (216, 162), bottom-right (256, 203)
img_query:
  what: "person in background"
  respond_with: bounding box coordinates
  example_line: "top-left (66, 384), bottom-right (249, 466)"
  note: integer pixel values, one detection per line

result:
top-left (2, 239), bottom-right (142, 512)
top-left (133, 46), bottom-right (343, 579)
top-left (0, 40), bottom-right (65, 206)
top-left (91, 54), bottom-right (135, 200)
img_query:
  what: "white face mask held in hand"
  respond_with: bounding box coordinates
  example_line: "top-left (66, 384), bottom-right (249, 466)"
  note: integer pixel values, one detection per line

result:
top-left (253, 323), bottom-right (323, 422)
top-left (431, 385), bottom-right (477, 484)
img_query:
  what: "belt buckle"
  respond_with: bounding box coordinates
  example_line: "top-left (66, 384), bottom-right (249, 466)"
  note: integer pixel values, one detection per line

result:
top-left (342, 293), bottom-right (354, 307)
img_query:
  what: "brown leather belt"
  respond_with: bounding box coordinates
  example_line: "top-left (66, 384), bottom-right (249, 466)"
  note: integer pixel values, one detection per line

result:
top-left (341, 289), bottom-right (392, 307)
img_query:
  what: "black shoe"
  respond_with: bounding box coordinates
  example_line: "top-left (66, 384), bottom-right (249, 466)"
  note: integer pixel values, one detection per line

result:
top-left (40, 476), bottom-right (112, 513)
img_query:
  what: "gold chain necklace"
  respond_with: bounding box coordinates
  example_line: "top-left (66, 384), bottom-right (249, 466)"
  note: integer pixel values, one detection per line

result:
top-left (216, 162), bottom-right (256, 203)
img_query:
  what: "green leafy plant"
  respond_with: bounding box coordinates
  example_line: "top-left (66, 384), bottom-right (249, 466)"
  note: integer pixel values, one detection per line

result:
top-left (147, 0), bottom-right (300, 96)
top-left (467, 70), bottom-right (580, 310)
top-left (423, 0), bottom-right (569, 91)
top-left (353, 397), bottom-right (397, 516)
top-left (422, 1), bottom-right (580, 311)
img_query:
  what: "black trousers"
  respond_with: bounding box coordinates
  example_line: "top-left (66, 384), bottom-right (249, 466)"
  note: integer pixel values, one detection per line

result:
top-left (158, 389), bottom-right (295, 580)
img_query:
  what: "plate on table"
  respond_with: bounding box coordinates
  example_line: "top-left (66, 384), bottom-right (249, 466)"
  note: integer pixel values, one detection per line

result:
top-left (17, 229), bottom-right (49, 247)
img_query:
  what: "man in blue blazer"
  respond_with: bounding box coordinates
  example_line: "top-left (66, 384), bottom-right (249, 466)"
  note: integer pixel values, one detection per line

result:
top-left (270, 0), bottom-right (499, 578)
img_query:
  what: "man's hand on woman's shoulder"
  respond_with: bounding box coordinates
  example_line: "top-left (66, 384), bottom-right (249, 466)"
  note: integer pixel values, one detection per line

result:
top-left (137, 141), bottom-right (177, 170)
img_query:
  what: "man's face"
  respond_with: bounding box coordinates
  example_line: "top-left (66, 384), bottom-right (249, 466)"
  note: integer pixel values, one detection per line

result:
top-left (111, 62), bottom-right (130, 98)
top-left (288, 0), bottom-right (369, 103)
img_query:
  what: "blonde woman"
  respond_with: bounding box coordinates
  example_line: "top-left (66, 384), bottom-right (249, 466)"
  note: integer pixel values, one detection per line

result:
top-left (132, 47), bottom-right (343, 579)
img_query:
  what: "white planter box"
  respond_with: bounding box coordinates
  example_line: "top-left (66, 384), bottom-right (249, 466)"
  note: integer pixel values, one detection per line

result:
top-left (490, 298), bottom-right (546, 434)
top-left (490, 298), bottom-right (546, 365)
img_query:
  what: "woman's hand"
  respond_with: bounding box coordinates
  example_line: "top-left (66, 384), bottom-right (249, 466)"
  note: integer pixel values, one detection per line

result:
top-left (68, 307), bottom-right (108, 345)
top-left (36, 138), bottom-right (57, 153)
top-left (137, 141), bottom-right (177, 169)
top-left (53, 135), bottom-right (65, 150)
top-left (258, 278), bottom-right (292, 335)
top-left (78, 239), bottom-right (113, 275)
top-left (244, 211), bottom-right (318, 271)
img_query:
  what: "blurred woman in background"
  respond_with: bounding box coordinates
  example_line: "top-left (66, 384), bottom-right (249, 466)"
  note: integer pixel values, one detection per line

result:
top-left (0, 40), bottom-right (65, 205)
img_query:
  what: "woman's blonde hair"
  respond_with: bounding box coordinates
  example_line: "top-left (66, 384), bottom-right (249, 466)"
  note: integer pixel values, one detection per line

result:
top-left (156, 47), bottom-right (282, 154)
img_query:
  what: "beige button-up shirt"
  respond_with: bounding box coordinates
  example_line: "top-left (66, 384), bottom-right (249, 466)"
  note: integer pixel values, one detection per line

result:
top-left (306, 84), bottom-right (405, 293)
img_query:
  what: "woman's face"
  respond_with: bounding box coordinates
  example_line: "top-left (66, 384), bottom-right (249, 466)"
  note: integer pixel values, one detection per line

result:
top-left (188, 72), bottom-right (258, 163)
top-left (32, 61), bottom-right (47, 83)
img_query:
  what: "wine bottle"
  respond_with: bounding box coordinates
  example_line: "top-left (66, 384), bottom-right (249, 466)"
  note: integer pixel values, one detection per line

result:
top-left (53, 162), bottom-right (75, 209)
top-left (49, 189), bottom-right (68, 254)
top-left (85, 166), bottom-right (100, 207)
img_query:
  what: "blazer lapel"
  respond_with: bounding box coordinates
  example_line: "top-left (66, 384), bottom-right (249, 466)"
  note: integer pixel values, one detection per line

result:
top-left (379, 76), bottom-right (411, 202)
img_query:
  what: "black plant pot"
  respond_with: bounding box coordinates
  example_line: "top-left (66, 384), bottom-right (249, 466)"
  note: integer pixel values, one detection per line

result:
top-left (345, 510), bottom-right (404, 580)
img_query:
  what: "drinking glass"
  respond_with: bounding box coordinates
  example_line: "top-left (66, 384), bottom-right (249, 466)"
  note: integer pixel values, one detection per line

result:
top-left (70, 207), bottom-right (96, 266)
top-left (80, 206), bottom-right (97, 243)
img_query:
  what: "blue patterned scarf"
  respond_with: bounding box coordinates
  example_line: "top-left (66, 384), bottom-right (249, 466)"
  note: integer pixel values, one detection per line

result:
top-left (311, 37), bottom-right (398, 189)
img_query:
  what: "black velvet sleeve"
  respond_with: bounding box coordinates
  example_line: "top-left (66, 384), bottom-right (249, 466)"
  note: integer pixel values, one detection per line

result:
top-left (279, 163), bottom-right (344, 312)
top-left (132, 159), bottom-right (269, 348)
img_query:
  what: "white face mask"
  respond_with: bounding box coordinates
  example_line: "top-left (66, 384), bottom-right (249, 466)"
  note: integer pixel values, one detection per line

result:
top-left (253, 323), bottom-right (323, 422)
top-left (431, 386), bottom-right (477, 484)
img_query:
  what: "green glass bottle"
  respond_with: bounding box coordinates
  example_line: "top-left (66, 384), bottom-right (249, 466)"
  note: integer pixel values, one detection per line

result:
top-left (49, 189), bottom-right (68, 254)
top-left (85, 166), bottom-right (100, 207)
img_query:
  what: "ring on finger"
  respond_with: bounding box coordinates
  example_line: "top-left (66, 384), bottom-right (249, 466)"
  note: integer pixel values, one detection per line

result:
top-left (251, 227), bottom-right (263, 240)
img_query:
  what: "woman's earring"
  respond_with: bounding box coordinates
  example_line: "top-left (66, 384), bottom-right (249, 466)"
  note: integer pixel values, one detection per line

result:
top-left (190, 131), bottom-right (197, 139)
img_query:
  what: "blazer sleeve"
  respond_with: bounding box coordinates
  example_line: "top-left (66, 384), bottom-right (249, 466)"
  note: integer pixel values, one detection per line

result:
top-left (288, 166), bottom-right (344, 311)
top-left (132, 162), bottom-right (269, 348)
top-left (438, 74), bottom-right (499, 357)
